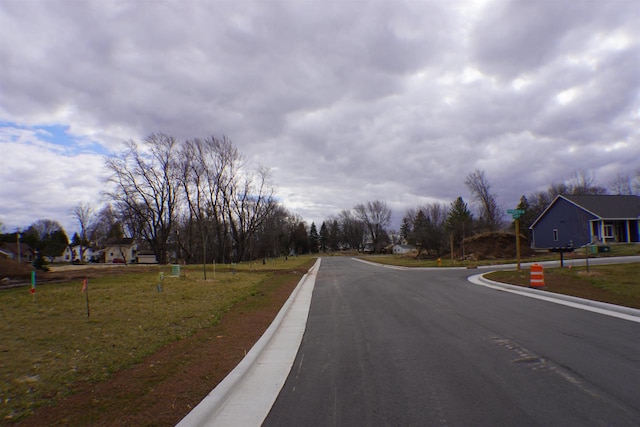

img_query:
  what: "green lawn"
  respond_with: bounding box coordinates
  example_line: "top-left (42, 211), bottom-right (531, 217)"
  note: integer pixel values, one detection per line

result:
top-left (0, 256), bottom-right (313, 422)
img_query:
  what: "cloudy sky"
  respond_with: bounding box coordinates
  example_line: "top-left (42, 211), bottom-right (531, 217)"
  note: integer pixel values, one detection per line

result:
top-left (1, 0), bottom-right (639, 236)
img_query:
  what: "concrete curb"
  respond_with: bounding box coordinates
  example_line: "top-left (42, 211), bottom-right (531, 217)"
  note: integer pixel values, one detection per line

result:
top-left (177, 258), bottom-right (321, 427)
top-left (468, 272), bottom-right (640, 323)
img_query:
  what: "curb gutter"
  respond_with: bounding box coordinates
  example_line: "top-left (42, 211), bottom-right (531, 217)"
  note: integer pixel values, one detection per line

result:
top-left (468, 272), bottom-right (640, 323)
top-left (177, 258), bottom-right (321, 427)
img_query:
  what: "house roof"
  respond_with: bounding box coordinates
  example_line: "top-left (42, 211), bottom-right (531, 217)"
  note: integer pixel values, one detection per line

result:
top-left (104, 237), bottom-right (134, 245)
top-left (530, 194), bottom-right (640, 229)
top-left (563, 194), bottom-right (640, 219)
top-left (0, 242), bottom-right (34, 255)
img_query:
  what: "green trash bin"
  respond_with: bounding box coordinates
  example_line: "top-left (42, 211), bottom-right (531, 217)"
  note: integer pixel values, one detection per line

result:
top-left (171, 264), bottom-right (181, 277)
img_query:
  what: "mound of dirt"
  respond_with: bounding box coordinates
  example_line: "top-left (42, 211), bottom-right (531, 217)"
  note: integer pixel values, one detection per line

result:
top-left (0, 259), bottom-right (163, 285)
top-left (0, 257), bottom-right (34, 280)
top-left (459, 231), bottom-right (536, 261)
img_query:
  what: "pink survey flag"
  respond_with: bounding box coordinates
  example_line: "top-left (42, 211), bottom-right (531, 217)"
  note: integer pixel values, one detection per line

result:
top-left (81, 278), bottom-right (88, 293)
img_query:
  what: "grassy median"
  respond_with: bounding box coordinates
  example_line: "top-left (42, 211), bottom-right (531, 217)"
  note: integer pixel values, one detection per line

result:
top-left (486, 263), bottom-right (640, 309)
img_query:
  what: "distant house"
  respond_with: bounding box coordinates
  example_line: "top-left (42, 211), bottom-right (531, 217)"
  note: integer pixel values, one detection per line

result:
top-left (530, 194), bottom-right (640, 249)
top-left (392, 244), bottom-right (416, 254)
top-left (103, 239), bottom-right (137, 263)
top-left (0, 242), bottom-right (35, 263)
top-left (53, 245), bottom-right (101, 263)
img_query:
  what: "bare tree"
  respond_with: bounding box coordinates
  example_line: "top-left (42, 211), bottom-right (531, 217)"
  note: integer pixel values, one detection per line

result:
top-left (179, 138), bottom-right (210, 273)
top-left (226, 166), bottom-right (276, 262)
top-left (105, 133), bottom-right (180, 264)
top-left (89, 204), bottom-right (122, 245)
top-left (179, 135), bottom-right (277, 263)
top-left (72, 202), bottom-right (94, 262)
top-left (465, 169), bottom-right (504, 232)
top-left (338, 209), bottom-right (366, 251)
top-left (256, 204), bottom-right (296, 258)
top-left (421, 202), bottom-right (449, 255)
top-left (567, 170), bottom-right (607, 195)
top-left (610, 173), bottom-right (634, 195)
top-left (197, 136), bottom-right (242, 263)
top-left (354, 200), bottom-right (392, 253)
top-left (30, 219), bottom-right (63, 241)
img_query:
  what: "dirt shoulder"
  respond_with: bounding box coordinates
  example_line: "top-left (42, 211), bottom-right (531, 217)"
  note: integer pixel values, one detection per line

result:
top-left (14, 265), bottom-right (311, 427)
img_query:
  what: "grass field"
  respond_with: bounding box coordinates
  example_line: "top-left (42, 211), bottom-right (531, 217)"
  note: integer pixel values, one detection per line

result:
top-left (0, 256), bottom-right (313, 422)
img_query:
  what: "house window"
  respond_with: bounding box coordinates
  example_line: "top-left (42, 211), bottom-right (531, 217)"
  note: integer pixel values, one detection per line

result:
top-left (604, 225), bottom-right (614, 238)
top-left (553, 229), bottom-right (559, 241)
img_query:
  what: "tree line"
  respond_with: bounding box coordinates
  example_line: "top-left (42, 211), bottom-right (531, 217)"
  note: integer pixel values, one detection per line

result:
top-left (103, 133), bottom-right (302, 264)
top-left (308, 168), bottom-right (640, 259)
top-left (2, 135), bottom-right (638, 265)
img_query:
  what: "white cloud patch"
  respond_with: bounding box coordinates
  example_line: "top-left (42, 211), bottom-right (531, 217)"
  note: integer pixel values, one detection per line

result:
top-left (0, 128), bottom-right (108, 234)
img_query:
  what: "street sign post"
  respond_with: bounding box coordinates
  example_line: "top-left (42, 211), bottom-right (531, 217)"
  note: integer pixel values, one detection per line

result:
top-left (508, 209), bottom-right (525, 271)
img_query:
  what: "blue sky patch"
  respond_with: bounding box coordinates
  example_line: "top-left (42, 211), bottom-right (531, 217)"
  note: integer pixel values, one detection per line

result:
top-left (0, 121), bottom-right (109, 156)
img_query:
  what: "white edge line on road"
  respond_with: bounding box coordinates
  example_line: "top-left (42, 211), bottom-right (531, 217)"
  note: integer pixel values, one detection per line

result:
top-left (176, 258), bottom-right (322, 427)
top-left (468, 273), bottom-right (640, 324)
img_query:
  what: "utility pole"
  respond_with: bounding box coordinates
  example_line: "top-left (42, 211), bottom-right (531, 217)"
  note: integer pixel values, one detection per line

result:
top-left (515, 218), bottom-right (521, 272)
top-left (507, 209), bottom-right (525, 272)
top-left (16, 229), bottom-right (21, 263)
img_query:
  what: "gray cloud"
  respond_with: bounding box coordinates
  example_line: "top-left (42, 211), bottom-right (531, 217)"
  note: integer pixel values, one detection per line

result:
top-left (1, 0), bottom-right (638, 233)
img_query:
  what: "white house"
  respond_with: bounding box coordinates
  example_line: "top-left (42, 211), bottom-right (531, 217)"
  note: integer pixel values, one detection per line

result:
top-left (53, 245), bottom-right (101, 263)
top-left (392, 244), bottom-right (416, 254)
top-left (53, 246), bottom-right (73, 263)
top-left (103, 240), bottom-right (137, 263)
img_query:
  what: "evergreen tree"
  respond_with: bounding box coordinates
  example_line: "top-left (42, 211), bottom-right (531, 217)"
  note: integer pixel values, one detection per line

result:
top-left (108, 222), bottom-right (125, 241)
top-left (446, 197), bottom-right (473, 248)
top-left (410, 210), bottom-right (430, 257)
top-left (41, 229), bottom-right (69, 260)
top-left (516, 195), bottom-right (536, 240)
top-left (70, 232), bottom-right (89, 247)
top-left (22, 220), bottom-right (69, 261)
top-left (32, 250), bottom-right (49, 271)
top-left (20, 227), bottom-right (40, 250)
top-left (329, 219), bottom-right (340, 251)
top-left (400, 216), bottom-right (412, 243)
top-left (308, 222), bottom-right (319, 254)
top-left (292, 222), bottom-right (309, 255)
top-left (319, 221), bottom-right (329, 252)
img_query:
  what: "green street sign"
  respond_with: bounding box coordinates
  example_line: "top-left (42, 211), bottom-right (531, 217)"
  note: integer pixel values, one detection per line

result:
top-left (507, 209), bottom-right (525, 215)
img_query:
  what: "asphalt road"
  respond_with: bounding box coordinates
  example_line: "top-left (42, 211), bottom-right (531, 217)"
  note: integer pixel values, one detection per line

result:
top-left (263, 257), bottom-right (640, 426)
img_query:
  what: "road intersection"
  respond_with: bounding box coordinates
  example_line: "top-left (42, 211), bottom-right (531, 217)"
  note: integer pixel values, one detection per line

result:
top-left (179, 256), bottom-right (640, 426)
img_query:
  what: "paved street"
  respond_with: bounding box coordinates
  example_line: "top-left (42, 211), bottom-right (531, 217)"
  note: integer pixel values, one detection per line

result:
top-left (263, 257), bottom-right (640, 426)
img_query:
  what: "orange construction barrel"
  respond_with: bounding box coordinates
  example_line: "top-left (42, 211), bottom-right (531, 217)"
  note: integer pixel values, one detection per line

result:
top-left (530, 264), bottom-right (545, 288)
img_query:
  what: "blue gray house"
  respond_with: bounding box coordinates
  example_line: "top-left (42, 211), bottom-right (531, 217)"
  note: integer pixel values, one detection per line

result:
top-left (530, 194), bottom-right (640, 249)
